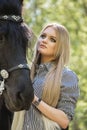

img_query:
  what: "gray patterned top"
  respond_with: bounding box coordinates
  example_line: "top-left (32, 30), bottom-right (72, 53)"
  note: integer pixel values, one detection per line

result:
top-left (23, 62), bottom-right (79, 130)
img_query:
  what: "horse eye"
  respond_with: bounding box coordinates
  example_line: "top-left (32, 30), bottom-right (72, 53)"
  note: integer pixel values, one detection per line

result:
top-left (0, 35), bottom-right (5, 43)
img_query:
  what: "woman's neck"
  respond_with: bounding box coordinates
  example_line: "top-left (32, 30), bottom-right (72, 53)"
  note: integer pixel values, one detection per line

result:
top-left (41, 56), bottom-right (54, 64)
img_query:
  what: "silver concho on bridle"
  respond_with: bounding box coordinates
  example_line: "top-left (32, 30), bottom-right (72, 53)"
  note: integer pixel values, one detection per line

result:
top-left (0, 69), bottom-right (9, 95)
top-left (0, 64), bottom-right (29, 95)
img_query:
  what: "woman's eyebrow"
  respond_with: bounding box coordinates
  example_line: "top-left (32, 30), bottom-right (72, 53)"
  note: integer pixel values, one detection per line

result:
top-left (41, 32), bottom-right (57, 39)
top-left (51, 36), bottom-right (56, 38)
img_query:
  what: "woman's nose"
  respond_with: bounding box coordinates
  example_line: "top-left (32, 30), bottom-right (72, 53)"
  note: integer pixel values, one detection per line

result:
top-left (42, 37), bottom-right (48, 43)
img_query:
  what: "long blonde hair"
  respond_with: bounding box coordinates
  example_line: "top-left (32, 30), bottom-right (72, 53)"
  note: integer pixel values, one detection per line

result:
top-left (31, 23), bottom-right (70, 107)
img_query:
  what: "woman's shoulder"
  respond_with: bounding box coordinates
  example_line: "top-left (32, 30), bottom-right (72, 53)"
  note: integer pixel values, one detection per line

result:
top-left (59, 68), bottom-right (80, 120)
top-left (61, 67), bottom-right (79, 87)
top-left (61, 67), bottom-right (80, 101)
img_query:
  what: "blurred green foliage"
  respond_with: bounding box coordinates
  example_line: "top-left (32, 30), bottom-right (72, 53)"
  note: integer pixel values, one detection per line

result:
top-left (23, 0), bottom-right (87, 129)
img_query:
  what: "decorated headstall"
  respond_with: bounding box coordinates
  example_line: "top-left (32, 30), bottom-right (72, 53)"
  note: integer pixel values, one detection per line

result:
top-left (0, 15), bottom-right (25, 95)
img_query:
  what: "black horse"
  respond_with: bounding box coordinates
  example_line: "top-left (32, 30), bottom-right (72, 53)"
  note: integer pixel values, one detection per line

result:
top-left (0, 0), bottom-right (34, 130)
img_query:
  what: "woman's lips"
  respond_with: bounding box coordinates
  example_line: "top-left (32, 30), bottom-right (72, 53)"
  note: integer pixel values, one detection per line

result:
top-left (39, 44), bottom-right (47, 48)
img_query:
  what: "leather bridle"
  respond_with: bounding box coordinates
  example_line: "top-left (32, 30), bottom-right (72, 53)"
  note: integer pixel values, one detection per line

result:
top-left (0, 63), bottom-right (30, 95)
top-left (0, 15), bottom-right (29, 95)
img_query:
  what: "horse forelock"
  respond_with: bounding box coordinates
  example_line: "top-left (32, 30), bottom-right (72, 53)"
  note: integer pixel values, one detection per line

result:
top-left (0, 22), bottom-right (30, 55)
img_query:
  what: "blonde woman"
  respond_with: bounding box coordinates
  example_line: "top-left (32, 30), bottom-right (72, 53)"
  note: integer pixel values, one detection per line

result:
top-left (12, 23), bottom-right (79, 130)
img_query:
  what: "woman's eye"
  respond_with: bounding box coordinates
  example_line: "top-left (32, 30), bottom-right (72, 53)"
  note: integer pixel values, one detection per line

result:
top-left (40, 34), bottom-right (46, 39)
top-left (50, 38), bottom-right (56, 42)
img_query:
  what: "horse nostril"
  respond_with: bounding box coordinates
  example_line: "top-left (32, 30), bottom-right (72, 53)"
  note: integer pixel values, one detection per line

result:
top-left (16, 91), bottom-right (23, 101)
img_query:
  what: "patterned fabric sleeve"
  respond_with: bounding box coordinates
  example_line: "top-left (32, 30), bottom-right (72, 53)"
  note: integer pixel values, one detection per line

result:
top-left (57, 68), bottom-right (80, 121)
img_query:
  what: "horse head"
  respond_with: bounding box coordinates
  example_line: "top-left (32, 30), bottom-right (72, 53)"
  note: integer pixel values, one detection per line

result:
top-left (0, 0), bottom-right (34, 111)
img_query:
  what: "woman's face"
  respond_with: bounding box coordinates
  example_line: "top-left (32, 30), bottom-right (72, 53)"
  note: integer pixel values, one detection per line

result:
top-left (38, 27), bottom-right (58, 63)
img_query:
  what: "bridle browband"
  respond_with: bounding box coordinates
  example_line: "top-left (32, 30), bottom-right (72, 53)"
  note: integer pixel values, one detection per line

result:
top-left (0, 63), bottom-right (30, 95)
top-left (0, 15), bottom-right (23, 23)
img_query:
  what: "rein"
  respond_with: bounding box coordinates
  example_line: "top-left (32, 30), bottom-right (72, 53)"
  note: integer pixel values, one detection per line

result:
top-left (0, 64), bottom-right (30, 95)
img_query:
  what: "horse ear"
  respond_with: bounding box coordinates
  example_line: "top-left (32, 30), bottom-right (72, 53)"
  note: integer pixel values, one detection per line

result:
top-left (20, 0), bottom-right (23, 4)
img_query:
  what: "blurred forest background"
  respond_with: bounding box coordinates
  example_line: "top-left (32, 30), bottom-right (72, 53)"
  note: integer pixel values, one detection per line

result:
top-left (23, 0), bottom-right (87, 130)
